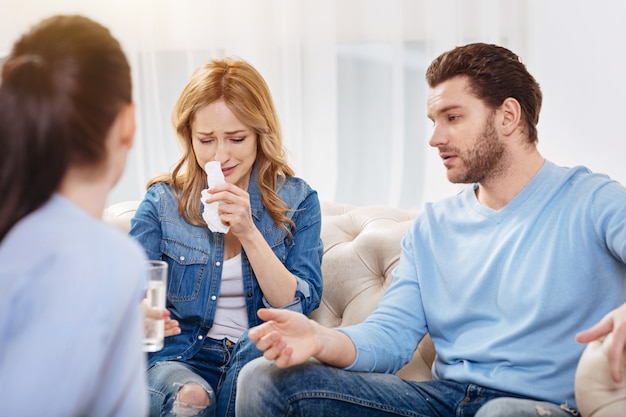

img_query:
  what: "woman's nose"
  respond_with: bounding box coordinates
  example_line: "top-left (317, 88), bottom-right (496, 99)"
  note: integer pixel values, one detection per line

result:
top-left (213, 141), bottom-right (229, 163)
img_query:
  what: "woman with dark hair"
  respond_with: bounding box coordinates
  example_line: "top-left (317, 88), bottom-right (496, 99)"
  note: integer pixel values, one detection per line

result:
top-left (129, 57), bottom-right (324, 417)
top-left (0, 15), bottom-right (149, 416)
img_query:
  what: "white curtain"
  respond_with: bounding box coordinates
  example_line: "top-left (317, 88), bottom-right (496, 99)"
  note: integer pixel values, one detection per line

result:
top-left (3, 0), bottom-right (625, 210)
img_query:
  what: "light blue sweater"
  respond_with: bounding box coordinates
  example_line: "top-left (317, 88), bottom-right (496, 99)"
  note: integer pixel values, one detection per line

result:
top-left (0, 195), bottom-right (149, 416)
top-left (341, 160), bottom-right (626, 408)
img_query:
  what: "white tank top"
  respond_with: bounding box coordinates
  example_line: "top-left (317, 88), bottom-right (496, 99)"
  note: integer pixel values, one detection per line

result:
top-left (207, 253), bottom-right (247, 342)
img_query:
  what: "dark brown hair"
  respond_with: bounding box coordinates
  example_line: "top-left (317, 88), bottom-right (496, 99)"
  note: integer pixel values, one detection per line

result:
top-left (0, 15), bottom-right (132, 241)
top-left (425, 43), bottom-right (542, 144)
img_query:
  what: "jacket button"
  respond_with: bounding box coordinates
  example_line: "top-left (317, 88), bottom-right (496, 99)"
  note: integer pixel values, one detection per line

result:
top-left (215, 261), bottom-right (221, 266)
top-left (247, 292), bottom-right (253, 297)
top-left (179, 256), bottom-right (185, 261)
top-left (211, 295), bottom-right (217, 301)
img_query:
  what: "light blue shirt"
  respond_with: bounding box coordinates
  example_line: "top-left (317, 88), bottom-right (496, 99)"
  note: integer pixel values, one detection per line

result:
top-left (340, 161), bottom-right (626, 408)
top-left (0, 194), bottom-right (149, 416)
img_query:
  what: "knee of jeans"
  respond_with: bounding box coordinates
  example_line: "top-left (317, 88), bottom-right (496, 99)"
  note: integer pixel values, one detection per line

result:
top-left (476, 398), bottom-right (564, 417)
top-left (236, 358), bottom-right (282, 416)
top-left (237, 358), bottom-right (275, 401)
top-left (172, 383), bottom-right (213, 417)
top-left (476, 398), bottom-right (516, 416)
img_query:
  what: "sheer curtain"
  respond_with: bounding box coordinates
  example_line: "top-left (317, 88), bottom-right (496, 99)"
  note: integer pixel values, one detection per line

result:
top-left (8, 1), bottom-right (622, 211)
top-left (122, 0), bottom-right (527, 210)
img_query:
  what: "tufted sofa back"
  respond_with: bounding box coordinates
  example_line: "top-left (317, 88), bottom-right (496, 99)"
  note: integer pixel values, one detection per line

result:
top-left (313, 201), bottom-right (435, 380)
top-left (103, 199), bottom-right (435, 381)
top-left (312, 201), bottom-right (414, 327)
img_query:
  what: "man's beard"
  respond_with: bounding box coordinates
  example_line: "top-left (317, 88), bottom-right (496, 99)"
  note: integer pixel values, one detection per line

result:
top-left (447, 115), bottom-right (506, 184)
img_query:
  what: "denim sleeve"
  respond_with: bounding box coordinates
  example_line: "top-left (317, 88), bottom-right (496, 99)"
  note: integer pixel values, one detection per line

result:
top-left (128, 185), bottom-right (164, 261)
top-left (266, 188), bottom-right (323, 316)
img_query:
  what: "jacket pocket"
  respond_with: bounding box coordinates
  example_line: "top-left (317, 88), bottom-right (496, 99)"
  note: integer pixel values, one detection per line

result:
top-left (161, 238), bottom-right (209, 301)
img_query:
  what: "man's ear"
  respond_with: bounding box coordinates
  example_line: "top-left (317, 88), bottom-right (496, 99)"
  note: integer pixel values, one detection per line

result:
top-left (118, 102), bottom-right (136, 149)
top-left (499, 97), bottom-right (522, 137)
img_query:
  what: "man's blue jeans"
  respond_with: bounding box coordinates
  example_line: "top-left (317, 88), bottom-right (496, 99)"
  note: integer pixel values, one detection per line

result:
top-left (236, 358), bottom-right (579, 417)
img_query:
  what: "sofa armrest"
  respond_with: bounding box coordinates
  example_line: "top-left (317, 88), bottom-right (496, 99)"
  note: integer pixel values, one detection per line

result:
top-left (103, 200), bottom-right (141, 232)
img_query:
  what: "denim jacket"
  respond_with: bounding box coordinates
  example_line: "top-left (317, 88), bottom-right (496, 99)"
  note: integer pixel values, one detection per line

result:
top-left (129, 167), bottom-right (323, 366)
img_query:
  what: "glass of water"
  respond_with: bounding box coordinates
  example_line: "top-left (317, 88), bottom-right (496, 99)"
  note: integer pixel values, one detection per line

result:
top-left (143, 260), bottom-right (168, 352)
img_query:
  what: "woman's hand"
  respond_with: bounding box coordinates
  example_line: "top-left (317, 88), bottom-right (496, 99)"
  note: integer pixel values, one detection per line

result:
top-left (203, 183), bottom-right (255, 238)
top-left (141, 298), bottom-right (181, 337)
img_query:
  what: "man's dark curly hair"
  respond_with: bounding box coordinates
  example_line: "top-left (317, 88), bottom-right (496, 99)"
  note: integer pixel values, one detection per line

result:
top-left (426, 43), bottom-right (542, 144)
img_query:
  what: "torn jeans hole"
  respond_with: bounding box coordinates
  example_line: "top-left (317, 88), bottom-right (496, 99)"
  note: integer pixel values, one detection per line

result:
top-left (172, 400), bottom-right (207, 417)
top-left (170, 382), bottom-right (211, 417)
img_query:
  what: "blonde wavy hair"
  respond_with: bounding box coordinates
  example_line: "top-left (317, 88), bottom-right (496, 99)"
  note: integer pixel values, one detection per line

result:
top-left (149, 57), bottom-right (295, 231)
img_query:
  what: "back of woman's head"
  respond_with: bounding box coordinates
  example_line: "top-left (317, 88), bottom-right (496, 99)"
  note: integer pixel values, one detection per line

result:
top-left (169, 57), bottom-right (294, 228)
top-left (0, 15), bottom-right (132, 241)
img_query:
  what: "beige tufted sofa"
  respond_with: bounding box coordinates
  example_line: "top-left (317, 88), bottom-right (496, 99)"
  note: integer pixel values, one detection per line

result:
top-left (103, 199), bottom-right (624, 416)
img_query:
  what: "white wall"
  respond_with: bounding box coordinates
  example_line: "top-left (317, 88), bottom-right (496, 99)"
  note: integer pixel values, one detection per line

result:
top-left (528, 0), bottom-right (626, 184)
top-left (2, 0), bottom-right (626, 207)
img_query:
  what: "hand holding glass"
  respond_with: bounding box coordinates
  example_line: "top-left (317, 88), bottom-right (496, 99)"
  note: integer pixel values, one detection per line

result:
top-left (144, 260), bottom-right (168, 352)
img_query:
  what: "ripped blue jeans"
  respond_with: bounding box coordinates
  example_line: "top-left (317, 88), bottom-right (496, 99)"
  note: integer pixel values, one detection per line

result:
top-left (148, 334), bottom-right (261, 417)
top-left (236, 358), bottom-right (580, 417)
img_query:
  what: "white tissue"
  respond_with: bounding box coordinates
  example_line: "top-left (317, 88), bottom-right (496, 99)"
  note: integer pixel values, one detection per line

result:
top-left (201, 161), bottom-right (230, 233)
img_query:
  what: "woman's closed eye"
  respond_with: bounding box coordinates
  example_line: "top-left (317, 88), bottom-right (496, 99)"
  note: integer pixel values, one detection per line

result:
top-left (197, 136), bottom-right (215, 144)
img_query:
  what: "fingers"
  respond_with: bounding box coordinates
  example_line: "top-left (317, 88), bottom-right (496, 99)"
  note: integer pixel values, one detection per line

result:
top-left (249, 308), bottom-right (293, 341)
top-left (164, 317), bottom-right (181, 337)
top-left (576, 319), bottom-right (613, 344)
top-left (256, 308), bottom-right (272, 321)
top-left (248, 319), bottom-right (276, 342)
top-left (255, 331), bottom-right (284, 353)
top-left (203, 183), bottom-right (247, 204)
top-left (576, 307), bottom-right (626, 384)
top-left (249, 309), bottom-right (290, 346)
top-left (255, 331), bottom-right (294, 367)
top-left (144, 306), bottom-right (166, 320)
top-left (248, 325), bottom-right (265, 342)
top-left (204, 185), bottom-right (250, 215)
top-left (202, 186), bottom-right (252, 234)
top-left (607, 325), bottom-right (626, 383)
top-left (269, 345), bottom-right (294, 368)
top-left (143, 306), bottom-right (181, 338)
top-left (257, 307), bottom-right (290, 322)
